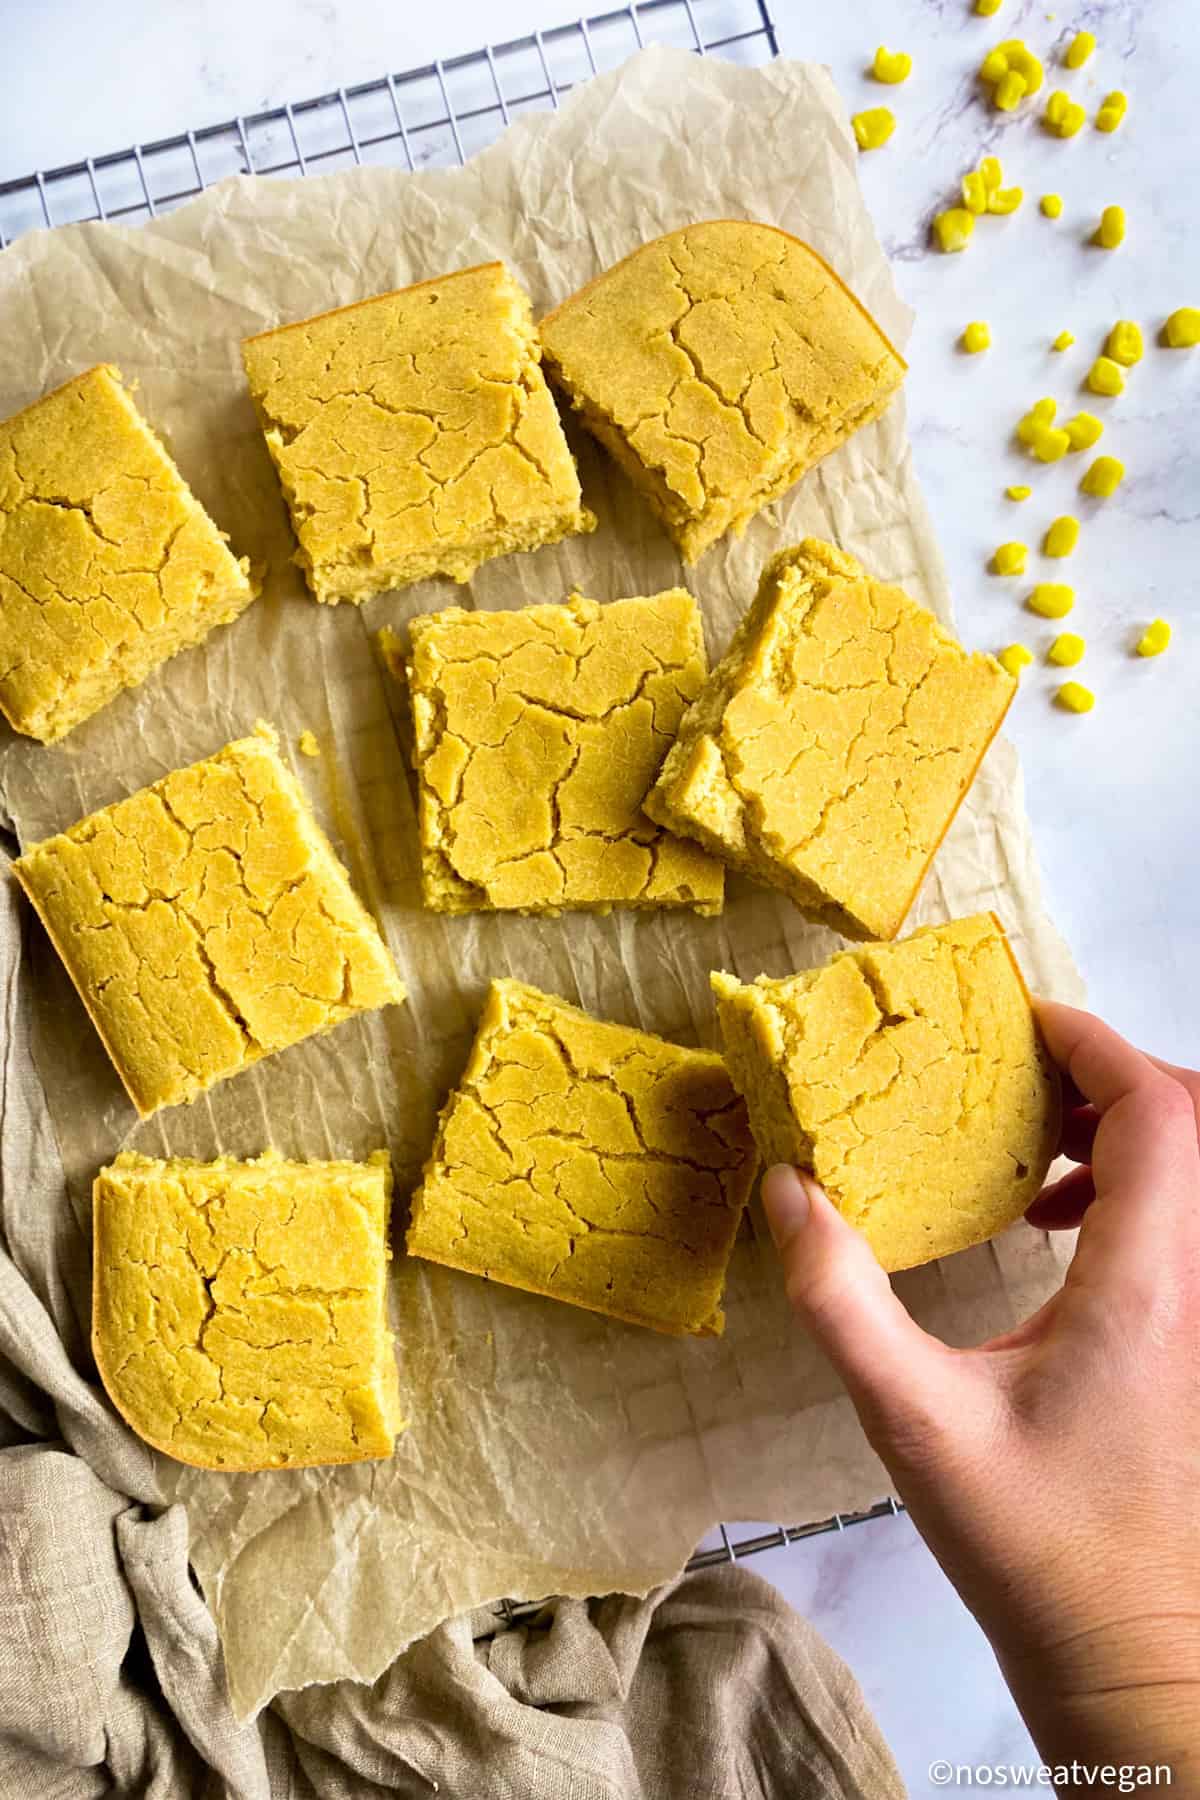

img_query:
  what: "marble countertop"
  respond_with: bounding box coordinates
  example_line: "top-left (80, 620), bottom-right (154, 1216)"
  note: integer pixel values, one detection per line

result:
top-left (2, 0), bottom-right (1193, 1788)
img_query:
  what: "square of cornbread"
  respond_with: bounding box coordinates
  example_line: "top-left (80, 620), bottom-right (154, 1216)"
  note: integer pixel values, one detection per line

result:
top-left (392, 589), bottom-right (724, 914)
top-left (408, 979), bottom-right (758, 1335)
top-left (14, 724), bottom-right (404, 1117)
top-left (242, 264), bottom-right (595, 605)
top-left (93, 1150), bottom-right (402, 1470)
top-left (0, 365), bottom-right (256, 743)
top-left (539, 221), bottom-right (906, 563)
top-left (713, 914), bottom-right (1061, 1272)
top-left (645, 540), bottom-right (1016, 941)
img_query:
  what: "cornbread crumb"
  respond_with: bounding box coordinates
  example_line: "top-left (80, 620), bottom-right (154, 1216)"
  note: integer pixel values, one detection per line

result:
top-left (0, 365), bottom-right (256, 743)
top-left (242, 264), bottom-right (594, 605)
top-left (407, 980), bottom-right (758, 1336)
top-left (644, 539), bottom-right (1015, 942)
top-left (392, 591), bottom-right (723, 915)
top-left (539, 221), bottom-right (905, 564)
top-left (93, 1150), bottom-right (401, 1469)
top-left (298, 729), bottom-right (320, 757)
top-left (712, 913), bottom-right (1060, 1272)
top-left (14, 724), bottom-right (404, 1116)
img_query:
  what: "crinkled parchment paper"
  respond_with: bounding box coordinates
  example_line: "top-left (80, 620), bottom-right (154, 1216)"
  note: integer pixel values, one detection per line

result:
top-left (0, 49), bottom-right (1082, 1717)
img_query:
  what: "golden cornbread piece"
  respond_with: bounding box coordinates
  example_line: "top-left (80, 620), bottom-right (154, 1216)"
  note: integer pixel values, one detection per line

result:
top-left (539, 221), bottom-right (906, 563)
top-left (242, 264), bottom-right (595, 605)
top-left (93, 1151), bottom-right (402, 1470)
top-left (14, 724), bottom-right (404, 1117)
top-left (713, 914), bottom-right (1061, 1272)
top-left (0, 365), bottom-right (256, 743)
top-left (645, 540), bottom-right (1016, 941)
top-left (394, 590), bottom-right (724, 914)
top-left (408, 980), bottom-right (758, 1335)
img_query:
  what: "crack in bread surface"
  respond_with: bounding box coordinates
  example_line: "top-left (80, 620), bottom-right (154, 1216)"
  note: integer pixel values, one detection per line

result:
top-left (0, 366), bottom-right (255, 741)
top-left (407, 980), bottom-right (758, 1336)
top-left (398, 591), bottom-right (724, 915)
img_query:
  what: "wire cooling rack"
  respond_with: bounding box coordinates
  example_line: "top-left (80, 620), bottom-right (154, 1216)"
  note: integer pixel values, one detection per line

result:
top-left (0, 0), bottom-right (900, 1580)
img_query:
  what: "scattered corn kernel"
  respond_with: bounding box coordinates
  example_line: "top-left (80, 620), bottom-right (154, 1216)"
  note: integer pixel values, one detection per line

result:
top-left (1065, 411), bottom-right (1103, 451)
top-left (933, 208), bottom-right (976, 252)
top-left (1105, 320), bottom-right (1144, 367)
top-left (1080, 454), bottom-right (1125, 498)
top-left (975, 0), bottom-right (1003, 14)
top-left (872, 46), bottom-right (913, 84)
top-left (980, 47), bottom-right (1010, 83)
top-left (1064, 30), bottom-right (1095, 68)
top-left (1043, 515), bottom-right (1080, 557)
top-left (992, 541), bottom-right (1029, 575)
top-left (1055, 680), bottom-right (1094, 713)
top-left (996, 69), bottom-right (1029, 109)
top-left (1164, 307), bottom-right (1200, 349)
top-left (297, 729), bottom-right (320, 757)
top-left (1047, 632), bottom-right (1086, 666)
top-left (989, 185), bottom-right (1024, 214)
top-left (998, 643), bottom-right (1033, 678)
top-left (1006, 484), bottom-right (1032, 501)
top-left (1041, 193), bottom-right (1064, 219)
top-left (1136, 619), bottom-right (1171, 657)
top-left (1043, 89), bottom-right (1086, 135)
top-left (980, 155), bottom-right (1004, 192)
top-left (1017, 396), bottom-right (1057, 444)
top-left (962, 170), bottom-right (989, 214)
top-left (1086, 355), bottom-right (1125, 396)
top-left (1031, 425), bottom-right (1071, 461)
top-left (853, 107), bottom-right (897, 150)
top-left (1094, 205), bottom-right (1126, 249)
top-left (1052, 329), bottom-right (1075, 350)
top-left (962, 320), bottom-right (992, 353)
top-left (1001, 40), bottom-right (1044, 92)
top-left (1095, 91), bottom-right (1128, 133)
top-left (1028, 582), bottom-right (1075, 618)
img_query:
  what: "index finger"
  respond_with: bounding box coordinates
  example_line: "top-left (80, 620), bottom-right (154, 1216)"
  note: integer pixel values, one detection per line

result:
top-left (1036, 1001), bottom-right (1183, 1118)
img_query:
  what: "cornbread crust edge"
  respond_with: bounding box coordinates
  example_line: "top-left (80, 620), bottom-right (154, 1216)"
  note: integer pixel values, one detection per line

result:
top-left (389, 591), bottom-right (725, 915)
top-left (92, 1150), bottom-right (403, 1471)
top-left (712, 913), bottom-right (1061, 1273)
top-left (13, 724), bottom-right (405, 1117)
top-left (539, 221), bottom-right (907, 563)
top-left (645, 539), bottom-right (1017, 941)
top-left (242, 263), bottom-right (596, 605)
top-left (407, 979), bottom-right (759, 1336)
top-left (0, 364), bottom-right (257, 743)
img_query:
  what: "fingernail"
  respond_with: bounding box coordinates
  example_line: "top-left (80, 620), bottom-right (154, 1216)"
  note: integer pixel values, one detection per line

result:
top-left (762, 1164), bottom-right (818, 1248)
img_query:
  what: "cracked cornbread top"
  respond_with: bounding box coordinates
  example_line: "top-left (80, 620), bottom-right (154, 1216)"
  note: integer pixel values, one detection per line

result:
top-left (0, 365), bottom-right (256, 743)
top-left (92, 1151), bottom-right (402, 1470)
top-left (13, 724), bottom-right (404, 1116)
top-left (539, 220), bottom-right (906, 563)
top-left (395, 590), bottom-right (724, 914)
top-left (645, 539), bottom-right (1016, 941)
top-left (408, 979), bottom-right (758, 1335)
top-left (713, 914), bottom-right (1061, 1272)
top-left (242, 262), bottom-right (595, 604)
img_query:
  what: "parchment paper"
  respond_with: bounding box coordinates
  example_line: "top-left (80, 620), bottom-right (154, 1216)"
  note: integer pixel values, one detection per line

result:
top-left (0, 49), bottom-right (1083, 1718)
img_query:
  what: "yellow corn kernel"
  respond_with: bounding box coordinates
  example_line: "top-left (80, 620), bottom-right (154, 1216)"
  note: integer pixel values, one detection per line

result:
top-left (873, 46), bottom-right (913, 84)
top-left (1031, 424), bottom-right (1071, 462)
top-left (1086, 356), bottom-right (1125, 396)
top-left (853, 107), bottom-right (896, 151)
top-left (1164, 307), bottom-right (1200, 349)
top-left (1006, 484), bottom-right (1032, 501)
top-left (1136, 619), bottom-right (1171, 658)
top-left (1043, 515), bottom-right (1080, 557)
top-left (1041, 193), bottom-right (1064, 219)
top-left (1055, 680), bottom-right (1095, 713)
top-left (997, 41), bottom-right (1044, 92)
top-left (1052, 329), bottom-right (1075, 350)
top-left (1105, 320), bottom-right (1144, 367)
top-left (980, 155), bottom-right (1004, 192)
top-left (1080, 454), bottom-right (1125, 498)
top-left (1028, 582), bottom-right (1075, 618)
top-left (962, 170), bottom-right (989, 214)
top-left (998, 643), bottom-right (1033, 678)
top-left (988, 185), bottom-right (1024, 214)
top-left (975, 0), bottom-right (1002, 14)
top-left (1043, 90), bottom-right (1086, 136)
top-left (1048, 632), bottom-right (1086, 666)
top-left (1065, 411), bottom-right (1103, 450)
top-left (980, 48), bottom-right (1010, 83)
top-left (933, 208), bottom-right (975, 252)
top-left (995, 69), bottom-right (1029, 109)
top-left (1064, 30), bottom-right (1095, 68)
top-left (992, 541), bottom-right (1029, 575)
top-left (962, 320), bottom-right (991, 353)
top-left (1017, 396), bottom-right (1057, 444)
top-left (1095, 91), bottom-right (1128, 133)
top-left (1094, 204), bottom-right (1126, 249)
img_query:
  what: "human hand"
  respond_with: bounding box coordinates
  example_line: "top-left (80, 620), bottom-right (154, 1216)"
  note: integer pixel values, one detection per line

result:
top-left (762, 1002), bottom-right (1200, 1780)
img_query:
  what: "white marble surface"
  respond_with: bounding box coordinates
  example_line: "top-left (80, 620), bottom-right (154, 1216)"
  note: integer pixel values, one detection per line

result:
top-left (2, 1), bottom-right (1195, 1790)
